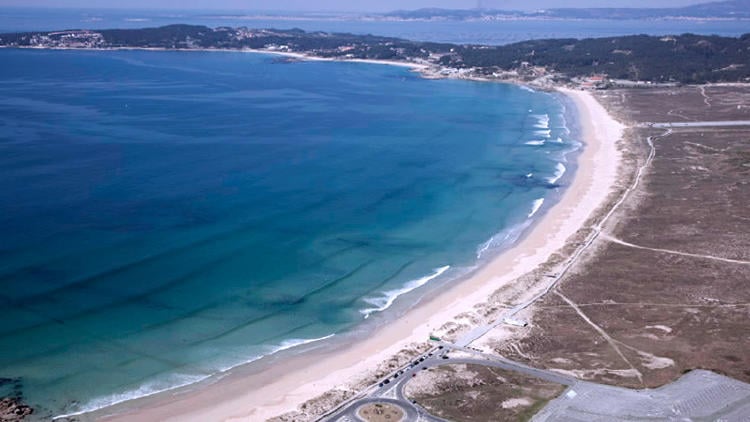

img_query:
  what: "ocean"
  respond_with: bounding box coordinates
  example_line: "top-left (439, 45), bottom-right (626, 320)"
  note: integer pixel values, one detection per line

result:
top-left (0, 48), bottom-right (576, 419)
top-left (0, 7), bottom-right (748, 45)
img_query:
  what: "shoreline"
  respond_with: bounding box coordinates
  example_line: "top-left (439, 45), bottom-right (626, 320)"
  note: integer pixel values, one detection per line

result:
top-left (2, 46), bottom-right (541, 87)
top-left (1, 45), bottom-right (429, 70)
top-left (90, 83), bottom-right (624, 421)
top-left (242, 48), bottom-right (430, 70)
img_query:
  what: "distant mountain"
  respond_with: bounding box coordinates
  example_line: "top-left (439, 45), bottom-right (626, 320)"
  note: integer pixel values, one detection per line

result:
top-left (383, 0), bottom-right (750, 20)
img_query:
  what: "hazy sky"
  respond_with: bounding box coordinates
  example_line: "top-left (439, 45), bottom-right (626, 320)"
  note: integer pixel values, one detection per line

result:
top-left (2, 0), bottom-right (706, 12)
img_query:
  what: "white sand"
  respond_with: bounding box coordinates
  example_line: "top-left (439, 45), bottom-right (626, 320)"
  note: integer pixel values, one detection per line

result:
top-left (243, 49), bottom-right (429, 70)
top-left (100, 88), bottom-right (624, 422)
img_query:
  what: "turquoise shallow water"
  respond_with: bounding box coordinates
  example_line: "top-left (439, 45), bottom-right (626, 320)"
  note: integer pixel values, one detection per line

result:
top-left (0, 49), bottom-right (576, 419)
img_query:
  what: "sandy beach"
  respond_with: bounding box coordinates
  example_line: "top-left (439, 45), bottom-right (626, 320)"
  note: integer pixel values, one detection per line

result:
top-left (96, 87), bottom-right (624, 422)
top-left (242, 48), bottom-right (430, 70)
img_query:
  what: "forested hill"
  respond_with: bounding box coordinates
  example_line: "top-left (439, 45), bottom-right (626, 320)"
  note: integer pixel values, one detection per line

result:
top-left (450, 34), bottom-right (750, 83)
top-left (1, 25), bottom-right (749, 84)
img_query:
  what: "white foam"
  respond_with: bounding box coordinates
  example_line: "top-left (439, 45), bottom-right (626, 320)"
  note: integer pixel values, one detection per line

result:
top-left (533, 114), bottom-right (550, 129)
top-left (525, 140), bottom-right (545, 146)
top-left (535, 129), bottom-right (552, 137)
top-left (54, 334), bottom-right (336, 420)
top-left (558, 106), bottom-right (572, 135)
top-left (215, 334), bottom-right (337, 372)
top-left (360, 266), bottom-right (450, 318)
top-left (519, 85), bottom-right (536, 93)
top-left (526, 173), bottom-right (534, 178)
top-left (476, 219), bottom-right (533, 260)
top-left (54, 373), bottom-right (213, 420)
top-left (271, 334), bottom-right (336, 355)
top-left (528, 198), bottom-right (545, 218)
top-left (547, 162), bottom-right (567, 185)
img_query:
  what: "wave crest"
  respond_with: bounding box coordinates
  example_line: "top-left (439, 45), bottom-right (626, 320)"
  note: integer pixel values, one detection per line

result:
top-left (528, 198), bottom-right (545, 218)
top-left (547, 163), bottom-right (567, 185)
top-left (360, 266), bottom-right (450, 318)
top-left (54, 334), bottom-right (335, 420)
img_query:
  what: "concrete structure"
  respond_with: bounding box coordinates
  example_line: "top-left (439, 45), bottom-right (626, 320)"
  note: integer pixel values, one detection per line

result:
top-left (534, 370), bottom-right (750, 421)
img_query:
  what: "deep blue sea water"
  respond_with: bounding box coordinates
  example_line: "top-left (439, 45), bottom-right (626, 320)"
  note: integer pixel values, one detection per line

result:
top-left (0, 49), bottom-right (575, 418)
top-left (0, 7), bottom-right (748, 45)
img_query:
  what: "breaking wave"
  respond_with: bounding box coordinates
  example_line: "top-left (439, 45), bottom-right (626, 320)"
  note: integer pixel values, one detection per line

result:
top-left (360, 266), bottom-right (451, 318)
top-left (533, 114), bottom-right (550, 129)
top-left (528, 198), bottom-right (545, 218)
top-left (547, 162), bottom-right (567, 185)
top-left (54, 334), bottom-right (335, 420)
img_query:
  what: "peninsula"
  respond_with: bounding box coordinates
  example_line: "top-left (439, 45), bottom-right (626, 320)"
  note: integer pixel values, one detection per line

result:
top-left (1, 25), bottom-right (749, 87)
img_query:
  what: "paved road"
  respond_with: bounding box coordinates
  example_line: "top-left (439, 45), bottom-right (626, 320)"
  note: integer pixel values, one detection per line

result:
top-left (331, 397), bottom-right (419, 422)
top-left (323, 346), bottom-right (750, 422)
top-left (322, 345), bottom-right (576, 422)
top-left (437, 344), bottom-right (576, 386)
top-left (321, 346), bottom-right (446, 422)
top-left (320, 122), bottom-right (750, 422)
top-left (321, 128), bottom-right (668, 421)
top-left (535, 370), bottom-right (750, 421)
top-left (645, 120), bottom-right (750, 128)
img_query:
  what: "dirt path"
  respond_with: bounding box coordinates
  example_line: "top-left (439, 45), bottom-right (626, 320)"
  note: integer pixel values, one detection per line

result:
top-left (600, 233), bottom-right (750, 265)
top-left (554, 291), bottom-right (644, 384)
top-left (699, 86), bottom-right (712, 108)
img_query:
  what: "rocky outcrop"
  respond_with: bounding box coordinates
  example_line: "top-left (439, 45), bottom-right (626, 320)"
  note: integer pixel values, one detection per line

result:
top-left (0, 398), bottom-right (33, 421)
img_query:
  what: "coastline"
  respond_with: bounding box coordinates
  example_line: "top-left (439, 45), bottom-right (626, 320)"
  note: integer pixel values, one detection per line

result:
top-left (242, 48), bottom-right (430, 70)
top-left (2, 46), bottom-right (535, 86)
top-left (1, 45), bottom-right (429, 70)
top-left (90, 86), bottom-right (624, 421)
